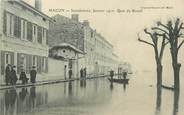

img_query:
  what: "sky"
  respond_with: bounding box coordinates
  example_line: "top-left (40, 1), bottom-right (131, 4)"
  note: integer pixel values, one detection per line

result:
top-left (24, 0), bottom-right (184, 72)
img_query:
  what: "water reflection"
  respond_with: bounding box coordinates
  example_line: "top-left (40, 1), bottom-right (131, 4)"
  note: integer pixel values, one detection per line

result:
top-left (155, 87), bottom-right (162, 115)
top-left (123, 83), bottom-right (127, 91)
top-left (19, 88), bottom-right (28, 101)
top-left (110, 82), bottom-right (113, 91)
top-left (29, 86), bottom-right (36, 108)
top-left (4, 88), bottom-right (17, 115)
top-left (80, 80), bottom-right (86, 88)
top-left (173, 90), bottom-right (180, 115)
top-left (0, 76), bottom-right (183, 115)
top-left (68, 81), bottom-right (73, 96)
top-left (155, 87), bottom-right (180, 115)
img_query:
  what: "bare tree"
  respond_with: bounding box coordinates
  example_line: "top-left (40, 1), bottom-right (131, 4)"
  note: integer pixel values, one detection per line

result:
top-left (152, 18), bottom-right (184, 90)
top-left (138, 29), bottom-right (168, 87)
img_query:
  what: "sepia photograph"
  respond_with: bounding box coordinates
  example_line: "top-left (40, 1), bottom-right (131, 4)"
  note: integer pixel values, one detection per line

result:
top-left (0, 0), bottom-right (184, 115)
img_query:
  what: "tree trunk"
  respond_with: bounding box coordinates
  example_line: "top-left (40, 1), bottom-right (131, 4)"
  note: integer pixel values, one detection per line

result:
top-left (156, 87), bottom-right (162, 113)
top-left (156, 63), bottom-right (163, 87)
top-left (173, 90), bottom-right (180, 115)
top-left (173, 63), bottom-right (181, 90)
top-left (170, 47), bottom-right (180, 90)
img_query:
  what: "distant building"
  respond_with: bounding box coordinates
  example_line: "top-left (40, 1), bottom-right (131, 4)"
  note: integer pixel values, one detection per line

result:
top-left (49, 14), bottom-right (119, 77)
top-left (0, 0), bottom-right (51, 84)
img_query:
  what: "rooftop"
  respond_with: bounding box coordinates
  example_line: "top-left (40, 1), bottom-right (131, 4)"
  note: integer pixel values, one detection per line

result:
top-left (8, 0), bottom-right (52, 21)
top-left (52, 43), bottom-right (85, 54)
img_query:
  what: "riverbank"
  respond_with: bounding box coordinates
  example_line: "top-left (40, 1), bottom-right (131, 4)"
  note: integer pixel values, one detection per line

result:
top-left (0, 74), bottom-right (108, 90)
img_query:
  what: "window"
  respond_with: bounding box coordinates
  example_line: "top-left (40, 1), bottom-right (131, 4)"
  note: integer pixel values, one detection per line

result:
top-left (5, 53), bottom-right (10, 65)
top-left (27, 22), bottom-right (33, 41)
top-left (14, 15), bottom-right (21, 38)
top-left (21, 20), bottom-right (27, 40)
top-left (33, 25), bottom-right (37, 42)
top-left (6, 13), bottom-right (14, 36)
top-left (33, 25), bottom-right (36, 36)
top-left (42, 57), bottom-right (46, 72)
top-left (32, 56), bottom-right (37, 66)
top-left (37, 26), bottom-right (42, 44)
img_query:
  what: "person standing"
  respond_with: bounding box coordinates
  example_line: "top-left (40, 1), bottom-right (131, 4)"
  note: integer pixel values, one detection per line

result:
top-left (123, 71), bottom-right (127, 79)
top-left (64, 65), bottom-right (67, 80)
top-left (5, 64), bottom-right (11, 85)
top-left (10, 65), bottom-right (17, 85)
top-left (69, 69), bottom-right (72, 79)
top-left (30, 66), bottom-right (37, 83)
top-left (80, 68), bottom-right (83, 78)
top-left (83, 67), bottom-right (87, 78)
top-left (19, 70), bottom-right (28, 84)
top-left (110, 70), bottom-right (114, 80)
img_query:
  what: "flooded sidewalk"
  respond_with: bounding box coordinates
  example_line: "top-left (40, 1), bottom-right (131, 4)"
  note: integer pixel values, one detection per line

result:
top-left (0, 74), bottom-right (108, 90)
top-left (0, 72), bottom-right (183, 115)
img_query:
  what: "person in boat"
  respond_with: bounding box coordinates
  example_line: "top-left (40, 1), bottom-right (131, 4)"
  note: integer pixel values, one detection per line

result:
top-left (123, 71), bottom-right (127, 79)
top-left (110, 70), bottom-right (114, 79)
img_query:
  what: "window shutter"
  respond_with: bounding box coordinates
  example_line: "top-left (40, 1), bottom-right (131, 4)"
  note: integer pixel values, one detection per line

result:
top-left (1, 51), bottom-right (5, 75)
top-left (3, 11), bottom-right (7, 35)
top-left (17, 53), bottom-right (21, 74)
top-left (45, 57), bottom-right (48, 73)
top-left (29, 55), bottom-right (32, 72)
top-left (41, 57), bottom-right (44, 72)
top-left (10, 52), bottom-right (14, 65)
top-left (37, 56), bottom-right (41, 73)
top-left (46, 30), bottom-right (48, 45)
top-left (26, 54), bottom-right (29, 74)
top-left (27, 22), bottom-right (33, 41)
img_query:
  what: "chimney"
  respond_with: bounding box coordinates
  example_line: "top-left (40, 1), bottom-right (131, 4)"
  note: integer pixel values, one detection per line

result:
top-left (83, 20), bottom-right (90, 26)
top-left (35, 0), bottom-right (42, 11)
top-left (71, 14), bottom-right (79, 22)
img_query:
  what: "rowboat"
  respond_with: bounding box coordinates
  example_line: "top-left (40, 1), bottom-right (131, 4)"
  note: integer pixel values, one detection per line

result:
top-left (108, 78), bottom-right (129, 84)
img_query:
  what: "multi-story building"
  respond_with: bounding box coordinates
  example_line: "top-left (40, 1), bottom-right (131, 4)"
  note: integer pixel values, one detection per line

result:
top-left (93, 33), bottom-right (119, 75)
top-left (49, 14), bottom-right (119, 77)
top-left (0, 0), bottom-right (51, 84)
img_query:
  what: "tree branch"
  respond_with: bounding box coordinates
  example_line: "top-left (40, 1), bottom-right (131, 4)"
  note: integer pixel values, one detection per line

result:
top-left (144, 29), bottom-right (153, 38)
top-left (138, 38), bottom-right (154, 47)
top-left (157, 21), bottom-right (170, 30)
top-left (164, 41), bottom-right (169, 46)
top-left (177, 39), bottom-right (184, 50)
top-left (152, 27), bottom-right (169, 35)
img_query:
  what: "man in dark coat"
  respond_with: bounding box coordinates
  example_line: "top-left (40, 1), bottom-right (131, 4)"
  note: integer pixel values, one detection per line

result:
top-left (5, 64), bottom-right (11, 85)
top-left (69, 69), bottom-right (72, 79)
top-left (80, 68), bottom-right (83, 78)
top-left (83, 67), bottom-right (87, 78)
top-left (30, 66), bottom-right (37, 83)
top-left (10, 66), bottom-right (17, 85)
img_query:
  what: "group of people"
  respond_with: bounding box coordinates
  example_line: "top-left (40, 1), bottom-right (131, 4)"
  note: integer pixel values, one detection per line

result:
top-left (80, 67), bottom-right (87, 78)
top-left (5, 64), bottom-right (17, 85)
top-left (110, 69), bottom-right (127, 79)
top-left (5, 64), bottom-right (37, 85)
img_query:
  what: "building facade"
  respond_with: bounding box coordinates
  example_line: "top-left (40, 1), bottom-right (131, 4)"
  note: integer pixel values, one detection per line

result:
top-left (0, 0), bottom-right (50, 84)
top-left (49, 14), bottom-right (119, 78)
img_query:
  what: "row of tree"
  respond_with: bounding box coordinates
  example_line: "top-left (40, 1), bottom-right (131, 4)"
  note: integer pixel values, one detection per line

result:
top-left (138, 18), bottom-right (184, 90)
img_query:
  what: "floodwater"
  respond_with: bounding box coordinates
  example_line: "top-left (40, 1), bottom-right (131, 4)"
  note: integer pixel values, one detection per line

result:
top-left (0, 72), bottom-right (183, 115)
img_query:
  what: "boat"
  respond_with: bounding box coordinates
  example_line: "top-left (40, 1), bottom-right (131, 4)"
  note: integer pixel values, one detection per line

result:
top-left (108, 78), bottom-right (129, 84)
